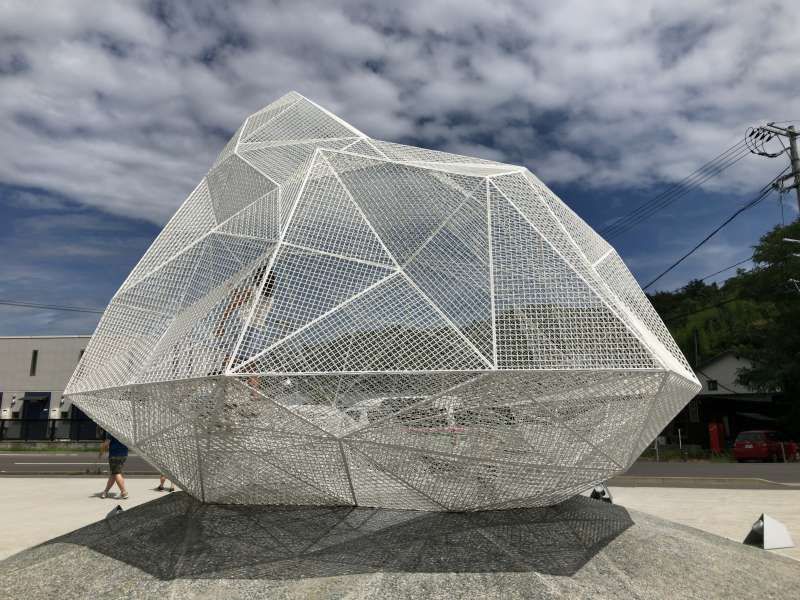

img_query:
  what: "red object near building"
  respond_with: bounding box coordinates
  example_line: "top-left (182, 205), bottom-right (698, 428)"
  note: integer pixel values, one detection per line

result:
top-left (733, 430), bottom-right (799, 462)
top-left (708, 422), bottom-right (723, 454)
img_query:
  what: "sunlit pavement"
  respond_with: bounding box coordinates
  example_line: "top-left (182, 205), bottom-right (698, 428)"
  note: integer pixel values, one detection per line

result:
top-left (608, 486), bottom-right (800, 561)
top-left (0, 477), bottom-right (178, 560)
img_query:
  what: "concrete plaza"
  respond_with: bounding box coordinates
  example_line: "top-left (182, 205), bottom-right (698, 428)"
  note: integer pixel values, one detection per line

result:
top-left (0, 477), bottom-right (173, 560)
top-left (612, 486), bottom-right (800, 561)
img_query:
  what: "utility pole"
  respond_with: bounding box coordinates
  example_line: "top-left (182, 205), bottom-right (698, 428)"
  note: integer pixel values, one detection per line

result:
top-left (788, 125), bottom-right (800, 212)
top-left (782, 237), bottom-right (800, 293)
top-left (746, 123), bottom-right (800, 211)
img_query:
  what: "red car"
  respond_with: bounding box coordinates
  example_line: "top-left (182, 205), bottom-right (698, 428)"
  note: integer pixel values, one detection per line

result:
top-left (733, 430), bottom-right (799, 462)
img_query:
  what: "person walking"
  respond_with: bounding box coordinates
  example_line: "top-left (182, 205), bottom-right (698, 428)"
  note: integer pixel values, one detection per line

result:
top-left (99, 433), bottom-right (129, 499)
top-left (156, 474), bottom-right (175, 492)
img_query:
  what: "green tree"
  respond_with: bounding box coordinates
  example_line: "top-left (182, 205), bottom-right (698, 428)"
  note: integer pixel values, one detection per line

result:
top-left (648, 219), bottom-right (800, 437)
top-left (734, 220), bottom-right (800, 436)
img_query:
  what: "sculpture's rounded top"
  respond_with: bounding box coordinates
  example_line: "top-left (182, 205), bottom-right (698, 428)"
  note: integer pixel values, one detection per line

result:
top-left (66, 92), bottom-right (697, 396)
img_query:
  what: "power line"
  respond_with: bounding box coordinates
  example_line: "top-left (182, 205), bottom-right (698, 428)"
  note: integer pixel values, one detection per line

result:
top-left (643, 185), bottom-right (773, 290)
top-left (606, 151), bottom-right (750, 239)
top-left (601, 139), bottom-right (751, 239)
top-left (642, 166), bottom-right (789, 291)
top-left (0, 299), bottom-right (104, 314)
top-left (698, 256), bottom-right (754, 282)
top-left (658, 254), bottom-right (790, 321)
top-left (660, 295), bottom-right (742, 324)
top-left (602, 140), bottom-right (743, 235)
top-left (603, 141), bottom-right (750, 239)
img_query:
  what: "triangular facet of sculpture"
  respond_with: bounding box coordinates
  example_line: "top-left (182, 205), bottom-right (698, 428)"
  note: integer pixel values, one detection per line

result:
top-left (65, 92), bottom-right (700, 510)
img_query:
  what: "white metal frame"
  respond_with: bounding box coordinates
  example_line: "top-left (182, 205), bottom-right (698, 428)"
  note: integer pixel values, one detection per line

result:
top-left (64, 92), bottom-right (700, 511)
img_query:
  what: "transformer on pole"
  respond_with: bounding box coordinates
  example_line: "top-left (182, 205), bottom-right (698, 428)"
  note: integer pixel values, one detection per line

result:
top-left (746, 123), bottom-right (800, 211)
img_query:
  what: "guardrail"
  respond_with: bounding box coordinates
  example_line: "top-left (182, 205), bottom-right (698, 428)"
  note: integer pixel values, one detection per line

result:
top-left (0, 419), bottom-right (102, 441)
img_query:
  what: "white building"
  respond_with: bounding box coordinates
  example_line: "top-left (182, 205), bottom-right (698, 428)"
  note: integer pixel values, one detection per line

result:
top-left (693, 351), bottom-right (763, 396)
top-left (0, 336), bottom-right (93, 440)
top-left (660, 351), bottom-right (779, 448)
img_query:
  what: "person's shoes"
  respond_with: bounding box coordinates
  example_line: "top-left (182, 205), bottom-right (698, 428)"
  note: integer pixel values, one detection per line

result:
top-left (120, 492), bottom-right (129, 499)
top-left (99, 491), bottom-right (108, 499)
top-left (168, 486), bottom-right (175, 492)
top-left (156, 485), bottom-right (164, 491)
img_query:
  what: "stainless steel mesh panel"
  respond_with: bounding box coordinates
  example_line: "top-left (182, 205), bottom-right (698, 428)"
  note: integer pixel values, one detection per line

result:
top-left (65, 92), bottom-right (700, 510)
top-left (595, 250), bottom-right (694, 377)
top-left (120, 179), bottom-right (216, 291)
top-left (207, 154), bottom-right (277, 223)
top-left (240, 91), bottom-right (303, 142)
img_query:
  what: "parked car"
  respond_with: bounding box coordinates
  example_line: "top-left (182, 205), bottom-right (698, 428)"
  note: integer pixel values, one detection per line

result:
top-left (733, 430), bottom-right (798, 462)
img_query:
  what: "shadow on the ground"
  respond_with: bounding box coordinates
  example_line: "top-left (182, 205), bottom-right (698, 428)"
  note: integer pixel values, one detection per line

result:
top-left (47, 493), bottom-right (632, 580)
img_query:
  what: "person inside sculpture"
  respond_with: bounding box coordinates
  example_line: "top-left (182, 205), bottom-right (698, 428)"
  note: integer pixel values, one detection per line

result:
top-left (156, 474), bottom-right (175, 492)
top-left (98, 434), bottom-right (129, 499)
top-left (209, 264), bottom-right (276, 375)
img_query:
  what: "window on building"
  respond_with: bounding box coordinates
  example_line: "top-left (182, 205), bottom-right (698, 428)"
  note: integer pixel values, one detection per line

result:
top-left (707, 379), bottom-right (718, 391)
top-left (29, 349), bottom-right (39, 376)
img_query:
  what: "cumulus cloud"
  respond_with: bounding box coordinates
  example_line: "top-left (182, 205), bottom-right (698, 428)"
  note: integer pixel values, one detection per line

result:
top-left (1, 0), bottom-right (797, 226)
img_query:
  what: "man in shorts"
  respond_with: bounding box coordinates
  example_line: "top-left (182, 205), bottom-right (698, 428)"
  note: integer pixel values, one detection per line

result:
top-left (99, 433), bottom-right (129, 499)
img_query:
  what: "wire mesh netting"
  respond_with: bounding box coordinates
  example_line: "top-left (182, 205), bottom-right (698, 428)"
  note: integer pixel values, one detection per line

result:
top-left (64, 92), bottom-right (700, 510)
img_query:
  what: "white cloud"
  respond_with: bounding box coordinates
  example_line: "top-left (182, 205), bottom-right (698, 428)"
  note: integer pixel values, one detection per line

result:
top-left (0, 0), bottom-right (797, 225)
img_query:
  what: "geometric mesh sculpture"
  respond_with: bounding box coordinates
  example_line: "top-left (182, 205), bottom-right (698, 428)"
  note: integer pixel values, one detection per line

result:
top-left (65, 92), bottom-right (700, 511)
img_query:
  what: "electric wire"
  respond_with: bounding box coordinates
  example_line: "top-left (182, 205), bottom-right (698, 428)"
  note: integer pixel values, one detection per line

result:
top-left (605, 150), bottom-right (750, 239)
top-left (660, 296), bottom-right (742, 324)
top-left (642, 165), bottom-right (790, 291)
top-left (0, 136), bottom-right (785, 317)
top-left (602, 139), bottom-right (747, 237)
top-left (642, 186), bottom-right (773, 291)
top-left (0, 299), bottom-right (104, 314)
top-left (608, 150), bottom-right (750, 238)
top-left (602, 139), bottom-right (750, 239)
top-left (601, 139), bottom-right (749, 236)
top-left (698, 256), bottom-right (754, 282)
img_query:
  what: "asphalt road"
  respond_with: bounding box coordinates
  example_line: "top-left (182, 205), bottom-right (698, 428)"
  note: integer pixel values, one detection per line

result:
top-left (0, 453), bottom-right (158, 475)
top-left (1, 453), bottom-right (799, 484)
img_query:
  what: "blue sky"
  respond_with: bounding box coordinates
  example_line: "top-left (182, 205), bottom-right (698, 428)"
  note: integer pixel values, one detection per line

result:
top-left (0, 0), bottom-right (798, 335)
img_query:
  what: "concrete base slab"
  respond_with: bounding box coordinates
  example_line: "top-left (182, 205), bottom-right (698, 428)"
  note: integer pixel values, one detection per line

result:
top-left (610, 487), bottom-right (800, 561)
top-left (1, 492), bottom-right (798, 599)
